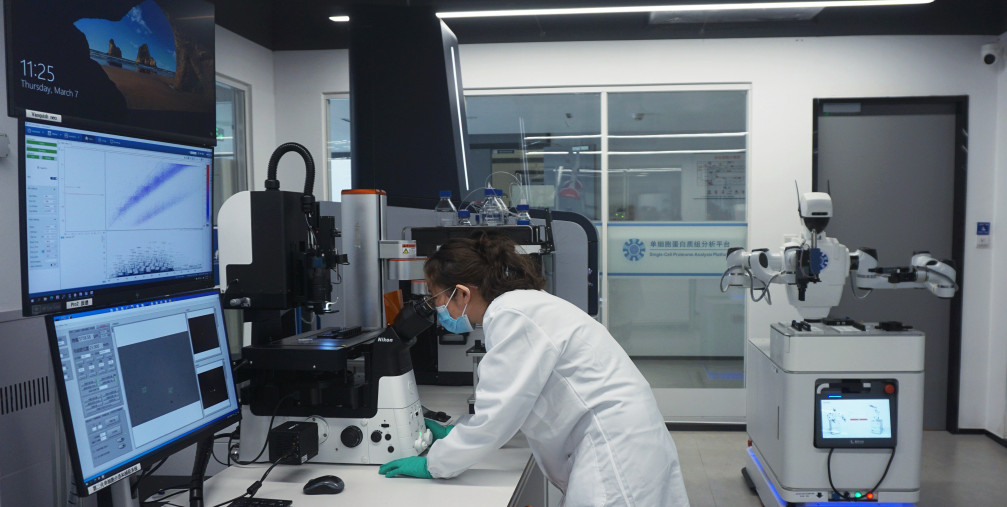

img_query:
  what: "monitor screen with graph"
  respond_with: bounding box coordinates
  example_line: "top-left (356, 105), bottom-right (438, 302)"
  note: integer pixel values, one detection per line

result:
top-left (20, 119), bottom-right (214, 316)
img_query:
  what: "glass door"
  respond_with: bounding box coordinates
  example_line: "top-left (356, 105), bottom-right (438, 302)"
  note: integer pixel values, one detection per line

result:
top-left (604, 88), bottom-right (748, 422)
top-left (465, 86), bottom-right (749, 422)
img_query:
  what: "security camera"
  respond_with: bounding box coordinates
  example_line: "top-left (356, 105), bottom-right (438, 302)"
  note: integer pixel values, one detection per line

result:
top-left (981, 43), bottom-right (1002, 65)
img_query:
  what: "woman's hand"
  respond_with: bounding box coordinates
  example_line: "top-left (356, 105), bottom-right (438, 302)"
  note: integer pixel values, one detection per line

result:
top-left (378, 456), bottom-right (433, 479)
top-left (425, 418), bottom-right (454, 441)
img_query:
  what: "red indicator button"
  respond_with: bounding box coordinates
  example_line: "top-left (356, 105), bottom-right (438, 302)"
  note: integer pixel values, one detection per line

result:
top-left (884, 384), bottom-right (896, 394)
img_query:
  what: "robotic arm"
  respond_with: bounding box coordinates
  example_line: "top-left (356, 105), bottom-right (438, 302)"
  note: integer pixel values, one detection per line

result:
top-left (851, 249), bottom-right (958, 298)
top-left (721, 191), bottom-right (957, 320)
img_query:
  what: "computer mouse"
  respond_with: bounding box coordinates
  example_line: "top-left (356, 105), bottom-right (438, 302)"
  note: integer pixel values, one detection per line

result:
top-left (303, 474), bottom-right (345, 495)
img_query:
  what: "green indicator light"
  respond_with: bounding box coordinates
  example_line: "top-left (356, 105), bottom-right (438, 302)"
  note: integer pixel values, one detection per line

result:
top-left (854, 492), bottom-right (862, 498)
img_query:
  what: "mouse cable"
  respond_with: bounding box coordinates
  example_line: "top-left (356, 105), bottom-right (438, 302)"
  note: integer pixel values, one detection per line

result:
top-left (211, 449), bottom-right (296, 507)
top-left (826, 447), bottom-right (896, 501)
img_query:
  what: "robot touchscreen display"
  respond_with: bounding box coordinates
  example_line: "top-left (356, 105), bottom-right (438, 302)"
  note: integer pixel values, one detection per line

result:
top-left (814, 395), bottom-right (896, 449)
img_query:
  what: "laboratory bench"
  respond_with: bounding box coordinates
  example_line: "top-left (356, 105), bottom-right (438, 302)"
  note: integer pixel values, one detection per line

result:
top-left (147, 386), bottom-right (552, 506)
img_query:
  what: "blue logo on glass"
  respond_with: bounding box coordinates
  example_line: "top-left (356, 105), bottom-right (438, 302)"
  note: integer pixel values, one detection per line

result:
top-left (819, 252), bottom-right (829, 271)
top-left (623, 239), bottom-right (646, 261)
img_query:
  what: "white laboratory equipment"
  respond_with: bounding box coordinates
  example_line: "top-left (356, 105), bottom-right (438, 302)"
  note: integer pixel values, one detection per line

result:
top-left (722, 189), bottom-right (957, 506)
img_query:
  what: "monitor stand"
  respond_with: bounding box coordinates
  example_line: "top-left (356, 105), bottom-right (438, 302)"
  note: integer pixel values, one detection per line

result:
top-left (96, 480), bottom-right (138, 507)
top-left (95, 435), bottom-right (213, 507)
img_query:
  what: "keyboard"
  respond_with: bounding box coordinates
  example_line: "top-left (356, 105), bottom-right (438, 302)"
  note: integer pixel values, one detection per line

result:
top-left (228, 498), bottom-right (293, 507)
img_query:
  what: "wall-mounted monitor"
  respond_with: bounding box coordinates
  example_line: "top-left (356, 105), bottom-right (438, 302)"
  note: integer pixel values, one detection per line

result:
top-left (20, 120), bottom-right (215, 317)
top-left (4, 0), bottom-right (216, 145)
top-left (46, 290), bottom-right (240, 496)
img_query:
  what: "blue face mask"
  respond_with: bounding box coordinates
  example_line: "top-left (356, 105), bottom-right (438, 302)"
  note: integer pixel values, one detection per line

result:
top-left (435, 288), bottom-right (473, 334)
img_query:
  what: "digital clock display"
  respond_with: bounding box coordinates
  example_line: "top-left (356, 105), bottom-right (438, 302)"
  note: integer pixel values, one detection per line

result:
top-left (20, 60), bottom-right (55, 82)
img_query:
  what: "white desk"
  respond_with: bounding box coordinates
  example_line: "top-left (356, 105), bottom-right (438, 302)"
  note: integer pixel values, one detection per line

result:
top-left (196, 386), bottom-right (541, 506)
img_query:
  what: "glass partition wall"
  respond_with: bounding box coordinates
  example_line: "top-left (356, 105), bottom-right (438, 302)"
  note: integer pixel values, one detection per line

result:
top-left (465, 86), bottom-right (749, 421)
top-left (214, 79), bottom-right (249, 355)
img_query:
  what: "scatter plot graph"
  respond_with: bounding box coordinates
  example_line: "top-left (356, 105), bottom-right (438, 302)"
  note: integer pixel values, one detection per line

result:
top-left (109, 243), bottom-right (176, 278)
top-left (105, 156), bottom-right (206, 231)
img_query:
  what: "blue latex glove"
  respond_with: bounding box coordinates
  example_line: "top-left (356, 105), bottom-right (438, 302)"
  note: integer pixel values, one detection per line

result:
top-left (425, 418), bottom-right (454, 441)
top-left (379, 456), bottom-right (433, 479)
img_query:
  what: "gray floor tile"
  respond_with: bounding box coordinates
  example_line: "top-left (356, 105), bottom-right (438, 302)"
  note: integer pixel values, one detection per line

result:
top-left (672, 430), bottom-right (1007, 507)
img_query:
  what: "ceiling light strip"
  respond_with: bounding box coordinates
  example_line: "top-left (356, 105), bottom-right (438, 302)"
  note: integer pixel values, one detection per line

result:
top-left (331, 0), bottom-right (931, 22)
top-left (434, 1), bottom-right (933, 19)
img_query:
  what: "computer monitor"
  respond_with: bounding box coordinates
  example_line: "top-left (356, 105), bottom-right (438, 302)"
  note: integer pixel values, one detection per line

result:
top-left (20, 120), bottom-right (215, 317)
top-left (46, 290), bottom-right (240, 496)
top-left (4, 0), bottom-right (217, 145)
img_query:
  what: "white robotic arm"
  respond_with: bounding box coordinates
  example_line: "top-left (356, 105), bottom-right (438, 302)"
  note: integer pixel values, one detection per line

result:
top-left (722, 191), bottom-right (958, 320)
top-left (851, 249), bottom-right (958, 298)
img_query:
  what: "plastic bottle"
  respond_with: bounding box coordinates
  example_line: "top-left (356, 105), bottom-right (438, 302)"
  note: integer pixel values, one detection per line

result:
top-left (482, 188), bottom-right (503, 226)
top-left (515, 204), bottom-right (532, 225)
top-left (457, 209), bottom-right (473, 226)
top-left (434, 190), bottom-right (457, 227)
top-left (494, 189), bottom-right (510, 225)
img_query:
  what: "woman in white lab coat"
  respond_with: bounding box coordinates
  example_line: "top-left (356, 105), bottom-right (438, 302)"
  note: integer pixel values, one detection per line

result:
top-left (379, 233), bottom-right (690, 506)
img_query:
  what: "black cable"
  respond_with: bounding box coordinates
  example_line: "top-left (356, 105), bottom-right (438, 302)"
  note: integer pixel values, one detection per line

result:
top-left (233, 392), bottom-right (298, 465)
top-left (131, 458), bottom-right (168, 497)
top-left (826, 447), bottom-right (897, 500)
top-left (827, 448), bottom-right (840, 498)
top-left (212, 449), bottom-right (295, 507)
top-left (866, 448), bottom-right (897, 496)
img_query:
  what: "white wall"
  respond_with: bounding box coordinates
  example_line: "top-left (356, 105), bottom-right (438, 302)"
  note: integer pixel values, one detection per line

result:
top-left (270, 35), bottom-right (1004, 433)
top-left (988, 32), bottom-right (1007, 438)
top-left (271, 51), bottom-right (350, 198)
top-left (0, 5), bottom-right (24, 312)
top-left (215, 26), bottom-right (277, 191)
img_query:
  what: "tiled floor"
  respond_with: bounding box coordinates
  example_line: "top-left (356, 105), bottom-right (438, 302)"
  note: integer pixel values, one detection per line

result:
top-left (672, 430), bottom-right (1007, 507)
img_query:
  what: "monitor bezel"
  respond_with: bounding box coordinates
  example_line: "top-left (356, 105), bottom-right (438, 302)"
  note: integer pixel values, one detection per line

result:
top-left (19, 117), bottom-right (216, 318)
top-left (813, 392), bottom-right (898, 449)
top-left (45, 289), bottom-right (241, 497)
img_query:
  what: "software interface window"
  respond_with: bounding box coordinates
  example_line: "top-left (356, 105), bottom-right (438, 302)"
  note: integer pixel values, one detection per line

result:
top-left (24, 122), bottom-right (213, 306)
top-left (51, 292), bottom-right (238, 490)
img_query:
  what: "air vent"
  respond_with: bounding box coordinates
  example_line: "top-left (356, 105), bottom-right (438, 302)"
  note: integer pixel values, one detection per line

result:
top-left (0, 376), bottom-right (50, 416)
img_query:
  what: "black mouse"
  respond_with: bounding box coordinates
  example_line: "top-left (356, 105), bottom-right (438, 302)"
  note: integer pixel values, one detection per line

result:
top-left (303, 475), bottom-right (344, 495)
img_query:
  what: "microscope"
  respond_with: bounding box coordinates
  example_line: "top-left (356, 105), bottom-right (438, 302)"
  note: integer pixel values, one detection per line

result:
top-left (723, 189), bottom-right (957, 505)
top-left (218, 144), bottom-right (434, 465)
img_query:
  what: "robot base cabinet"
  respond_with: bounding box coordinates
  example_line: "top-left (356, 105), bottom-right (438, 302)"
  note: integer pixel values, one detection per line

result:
top-left (745, 323), bottom-right (924, 506)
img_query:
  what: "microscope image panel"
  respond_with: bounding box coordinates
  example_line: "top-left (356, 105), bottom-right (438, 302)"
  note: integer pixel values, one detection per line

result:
top-left (117, 331), bottom-right (201, 427)
top-left (187, 313), bottom-right (220, 355)
top-left (197, 364), bottom-right (229, 410)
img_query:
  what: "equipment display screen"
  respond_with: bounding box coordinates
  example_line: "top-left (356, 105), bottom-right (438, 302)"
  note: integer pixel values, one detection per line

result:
top-left (21, 120), bottom-right (214, 316)
top-left (815, 395), bottom-right (896, 448)
top-left (4, 0), bottom-right (216, 144)
top-left (47, 291), bottom-right (239, 495)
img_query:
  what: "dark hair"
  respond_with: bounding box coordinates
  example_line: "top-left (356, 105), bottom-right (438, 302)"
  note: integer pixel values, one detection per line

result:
top-left (424, 232), bottom-right (546, 303)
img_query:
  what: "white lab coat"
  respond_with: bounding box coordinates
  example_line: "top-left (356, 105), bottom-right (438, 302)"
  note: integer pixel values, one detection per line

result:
top-left (426, 290), bottom-right (689, 506)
